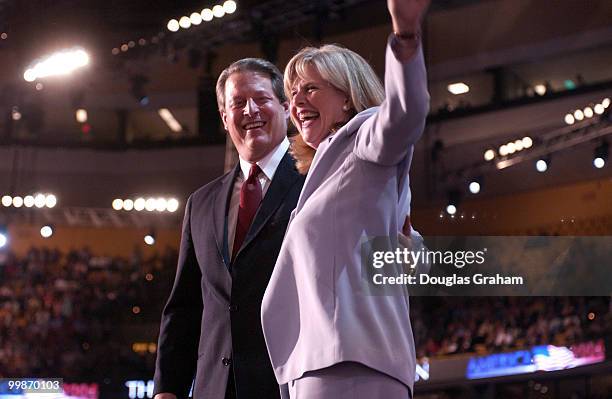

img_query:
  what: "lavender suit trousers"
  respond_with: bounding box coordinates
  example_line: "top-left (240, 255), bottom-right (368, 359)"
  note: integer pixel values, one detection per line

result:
top-left (286, 362), bottom-right (410, 399)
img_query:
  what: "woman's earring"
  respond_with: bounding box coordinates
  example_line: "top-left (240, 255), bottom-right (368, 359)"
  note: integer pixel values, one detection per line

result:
top-left (342, 104), bottom-right (350, 111)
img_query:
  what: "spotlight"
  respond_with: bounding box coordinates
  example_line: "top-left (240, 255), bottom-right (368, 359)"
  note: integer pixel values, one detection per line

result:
top-left (144, 233), bottom-right (156, 246)
top-left (484, 149), bottom-right (495, 161)
top-left (499, 145), bottom-right (508, 156)
top-left (534, 84), bottom-right (546, 96)
top-left (34, 194), bottom-right (46, 208)
top-left (45, 194), bottom-right (57, 208)
top-left (134, 198), bottom-right (146, 211)
top-left (201, 8), bottom-right (214, 21)
top-left (522, 136), bottom-right (533, 149)
top-left (179, 16), bottom-right (191, 29)
top-left (40, 225), bottom-right (53, 238)
top-left (23, 48), bottom-right (89, 82)
top-left (167, 19), bottom-right (179, 32)
top-left (145, 198), bottom-right (157, 212)
top-left (212, 5), bottom-right (225, 18)
top-left (223, 0), bottom-right (237, 13)
top-left (573, 109), bottom-right (584, 121)
top-left (190, 12), bottom-right (202, 25)
top-left (584, 107), bottom-right (593, 118)
top-left (602, 98), bottom-right (610, 108)
top-left (155, 198), bottom-right (167, 212)
top-left (112, 199), bottom-right (124, 210)
top-left (1, 196), bottom-right (12, 207)
top-left (446, 204), bottom-right (457, 215)
top-left (506, 142), bottom-right (516, 154)
top-left (0, 231), bottom-right (7, 248)
top-left (536, 158), bottom-right (549, 173)
top-left (76, 109), bottom-right (88, 123)
top-left (11, 107), bottom-right (22, 121)
top-left (564, 113), bottom-right (575, 125)
top-left (469, 182), bottom-right (480, 194)
top-left (446, 190), bottom-right (461, 215)
top-left (447, 82), bottom-right (469, 95)
top-left (12, 196), bottom-right (23, 208)
top-left (123, 199), bottom-right (134, 211)
top-left (593, 140), bottom-right (608, 169)
top-left (24, 195), bottom-right (35, 207)
top-left (513, 139), bottom-right (524, 151)
top-left (594, 104), bottom-right (605, 115)
top-left (167, 198), bottom-right (179, 213)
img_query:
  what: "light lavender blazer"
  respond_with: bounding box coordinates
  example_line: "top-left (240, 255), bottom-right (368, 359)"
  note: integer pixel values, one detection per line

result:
top-left (261, 39), bottom-right (429, 394)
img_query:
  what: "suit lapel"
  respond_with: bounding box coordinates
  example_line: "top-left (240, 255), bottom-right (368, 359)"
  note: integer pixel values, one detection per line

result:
top-left (233, 151), bottom-right (300, 261)
top-left (213, 164), bottom-right (239, 267)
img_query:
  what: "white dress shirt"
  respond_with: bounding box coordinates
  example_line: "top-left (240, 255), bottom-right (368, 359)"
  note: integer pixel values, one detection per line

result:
top-left (227, 137), bottom-right (290, 256)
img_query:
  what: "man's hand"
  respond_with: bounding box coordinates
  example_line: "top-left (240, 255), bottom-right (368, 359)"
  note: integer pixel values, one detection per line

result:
top-left (387, 0), bottom-right (430, 35)
top-left (154, 393), bottom-right (177, 399)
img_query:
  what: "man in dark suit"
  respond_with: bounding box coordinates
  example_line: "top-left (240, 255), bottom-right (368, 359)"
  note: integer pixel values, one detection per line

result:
top-left (153, 58), bottom-right (304, 399)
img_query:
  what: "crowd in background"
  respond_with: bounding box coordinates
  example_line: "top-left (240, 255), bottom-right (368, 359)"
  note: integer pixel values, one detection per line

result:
top-left (0, 247), bottom-right (610, 380)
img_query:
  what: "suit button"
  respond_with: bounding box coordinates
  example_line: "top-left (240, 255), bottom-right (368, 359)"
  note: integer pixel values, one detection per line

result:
top-left (229, 304), bottom-right (238, 312)
top-left (222, 357), bottom-right (232, 367)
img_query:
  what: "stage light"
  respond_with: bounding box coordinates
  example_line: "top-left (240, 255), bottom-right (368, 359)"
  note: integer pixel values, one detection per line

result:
top-left (167, 19), bottom-right (179, 32)
top-left (35, 83), bottom-right (44, 91)
top-left (24, 195), bottom-right (35, 208)
top-left (564, 113), bottom-right (575, 125)
top-left (506, 142), bottom-right (516, 154)
top-left (76, 109), bottom-right (88, 123)
top-left (158, 108), bottom-right (182, 132)
top-left (34, 194), bottom-right (46, 208)
top-left (513, 139), bottom-right (524, 151)
top-left (593, 140), bottom-right (608, 169)
top-left (584, 107), bottom-right (593, 118)
top-left (594, 104), bottom-right (604, 115)
top-left (0, 33), bottom-right (7, 40)
top-left (144, 234), bottom-right (155, 245)
top-left (40, 225), bottom-right (53, 238)
top-left (484, 149), bottom-right (495, 161)
top-left (0, 232), bottom-right (7, 248)
top-left (574, 109), bottom-right (584, 121)
top-left (201, 8), bottom-right (214, 21)
top-left (45, 194), bottom-right (57, 208)
top-left (23, 48), bottom-right (89, 82)
top-left (602, 98), bottom-right (610, 108)
top-left (112, 199), bottom-right (124, 210)
top-left (499, 145), bottom-right (508, 157)
top-left (155, 198), bottom-right (167, 212)
top-left (138, 38), bottom-right (146, 46)
top-left (190, 12), bottom-right (202, 25)
top-left (167, 198), bottom-right (179, 213)
top-left (1, 196), bottom-right (11, 207)
top-left (534, 84), bottom-right (546, 96)
top-left (469, 181), bottom-right (481, 194)
top-left (223, 0), bottom-right (237, 13)
top-left (134, 198), bottom-right (146, 211)
top-left (179, 16), bottom-right (191, 29)
top-left (145, 198), bottom-right (157, 212)
top-left (447, 82), bottom-right (469, 95)
top-left (212, 5), bottom-right (225, 18)
top-left (446, 204), bottom-right (456, 215)
top-left (121, 44), bottom-right (128, 52)
top-left (12, 196), bottom-right (23, 207)
top-left (123, 199), bottom-right (134, 211)
top-left (522, 136), bottom-right (533, 149)
top-left (536, 159), bottom-right (548, 172)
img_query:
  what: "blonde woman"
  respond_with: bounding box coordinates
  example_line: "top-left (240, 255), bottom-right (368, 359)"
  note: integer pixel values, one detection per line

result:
top-left (262, 0), bottom-right (430, 398)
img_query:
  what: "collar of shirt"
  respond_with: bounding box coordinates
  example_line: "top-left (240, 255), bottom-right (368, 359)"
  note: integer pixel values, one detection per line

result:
top-left (238, 136), bottom-right (289, 181)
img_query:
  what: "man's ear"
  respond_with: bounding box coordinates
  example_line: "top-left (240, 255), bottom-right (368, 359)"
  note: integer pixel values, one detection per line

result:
top-left (220, 110), bottom-right (229, 131)
top-left (282, 101), bottom-right (290, 119)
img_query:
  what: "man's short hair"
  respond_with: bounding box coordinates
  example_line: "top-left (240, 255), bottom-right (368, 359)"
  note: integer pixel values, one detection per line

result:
top-left (216, 58), bottom-right (286, 111)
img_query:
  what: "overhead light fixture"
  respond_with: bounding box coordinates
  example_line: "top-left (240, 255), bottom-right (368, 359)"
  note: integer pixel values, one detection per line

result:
top-left (201, 8), bottom-right (214, 21)
top-left (468, 179), bottom-right (482, 194)
top-left (564, 113), bottom-right (575, 125)
top-left (179, 16), bottom-right (192, 29)
top-left (190, 12), bottom-right (203, 25)
top-left (158, 108), bottom-right (182, 133)
top-left (212, 5), bottom-right (225, 17)
top-left (1, 196), bottom-right (12, 207)
top-left (223, 0), bottom-right (237, 13)
top-left (40, 225), bottom-right (54, 238)
top-left (536, 158), bottom-right (549, 173)
top-left (483, 149), bottom-right (495, 161)
top-left (144, 232), bottom-right (156, 246)
top-left (76, 108), bottom-right (88, 123)
top-left (593, 140), bottom-right (609, 169)
top-left (447, 82), bottom-right (469, 95)
top-left (23, 48), bottom-right (89, 82)
top-left (534, 84), bottom-right (546, 96)
top-left (167, 19), bottom-right (180, 32)
top-left (0, 229), bottom-right (7, 248)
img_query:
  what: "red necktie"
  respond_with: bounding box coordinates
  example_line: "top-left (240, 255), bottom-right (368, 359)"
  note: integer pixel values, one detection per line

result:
top-left (233, 164), bottom-right (262, 259)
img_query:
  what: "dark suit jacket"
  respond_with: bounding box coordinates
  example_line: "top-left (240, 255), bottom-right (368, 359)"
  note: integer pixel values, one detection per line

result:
top-left (154, 151), bottom-right (304, 399)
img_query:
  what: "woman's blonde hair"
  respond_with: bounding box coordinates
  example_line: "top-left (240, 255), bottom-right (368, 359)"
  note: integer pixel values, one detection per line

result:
top-left (284, 44), bottom-right (385, 174)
